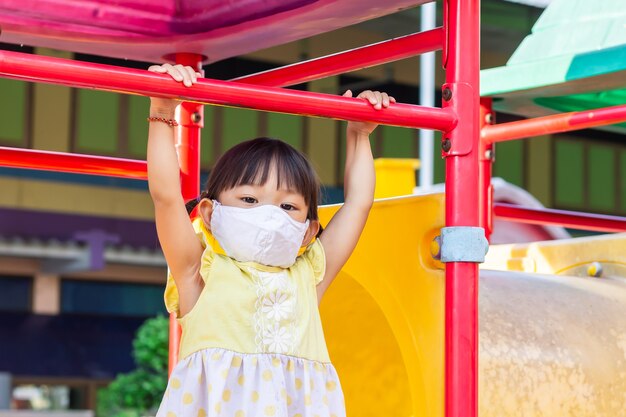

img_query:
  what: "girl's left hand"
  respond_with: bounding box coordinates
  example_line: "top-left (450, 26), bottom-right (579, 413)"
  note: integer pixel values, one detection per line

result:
top-left (344, 90), bottom-right (396, 135)
top-left (148, 64), bottom-right (202, 112)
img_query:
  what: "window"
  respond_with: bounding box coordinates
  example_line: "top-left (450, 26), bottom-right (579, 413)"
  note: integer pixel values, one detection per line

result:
top-left (126, 95), bottom-right (149, 158)
top-left (61, 280), bottom-right (165, 317)
top-left (554, 139), bottom-right (585, 209)
top-left (0, 276), bottom-right (32, 312)
top-left (621, 150), bottom-right (626, 214)
top-left (73, 89), bottom-right (120, 154)
top-left (588, 144), bottom-right (616, 212)
top-left (266, 112), bottom-right (303, 151)
top-left (200, 106), bottom-right (216, 168)
top-left (11, 378), bottom-right (106, 411)
top-left (494, 140), bottom-right (525, 188)
top-left (222, 107), bottom-right (259, 151)
top-left (0, 79), bottom-right (30, 147)
top-left (0, 43), bottom-right (33, 147)
top-left (13, 385), bottom-right (73, 410)
top-left (381, 126), bottom-right (416, 158)
top-left (552, 135), bottom-right (624, 215)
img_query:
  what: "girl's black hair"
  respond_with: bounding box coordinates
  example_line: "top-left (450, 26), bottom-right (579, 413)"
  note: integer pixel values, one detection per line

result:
top-left (186, 137), bottom-right (321, 221)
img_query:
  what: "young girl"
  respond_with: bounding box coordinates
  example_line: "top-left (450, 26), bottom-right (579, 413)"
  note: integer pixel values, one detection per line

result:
top-left (147, 63), bottom-right (394, 417)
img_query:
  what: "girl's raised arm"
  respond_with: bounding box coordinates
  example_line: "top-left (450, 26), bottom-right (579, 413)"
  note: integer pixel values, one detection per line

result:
top-left (147, 64), bottom-right (205, 314)
top-left (317, 90), bottom-right (395, 299)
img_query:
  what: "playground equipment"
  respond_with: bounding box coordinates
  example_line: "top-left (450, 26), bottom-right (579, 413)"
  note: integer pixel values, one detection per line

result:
top-left (320, 161), bottom-right (626, 417)
top-left (1, 0), bottom-right (626, 416)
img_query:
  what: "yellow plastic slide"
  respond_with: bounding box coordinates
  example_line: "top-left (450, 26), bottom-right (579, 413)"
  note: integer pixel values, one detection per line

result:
top-left (318, 193), bottom-right (445, 417)
top-left (316, 159), bottom-right (626, 417)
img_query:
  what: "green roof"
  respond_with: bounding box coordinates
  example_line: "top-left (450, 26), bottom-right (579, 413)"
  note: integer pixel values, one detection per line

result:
top-left (480, 0), bottom-right (626, 132)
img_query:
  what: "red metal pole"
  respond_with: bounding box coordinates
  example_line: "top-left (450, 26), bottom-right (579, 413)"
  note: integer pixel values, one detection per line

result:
top-left (0, 146), bottom-right (147, 179)
top-left (479, 98), bottom-right (494, 240)
top-left (442, 1), bottom-right (480, 417)
top-left (494, 203), bottom-right (626, 233)
top-left (481, 103), bottom-right (626, 144)
top-left (167, 53), bottom-right (204, 375)
top-left (168, 311), bottom-right (180, 376)
top-left (175, 53), bottom-right (204, 200)
top-left (0, 50), bottom-right (456, 132)
top-left (233, 28), bottom-right (444, 87)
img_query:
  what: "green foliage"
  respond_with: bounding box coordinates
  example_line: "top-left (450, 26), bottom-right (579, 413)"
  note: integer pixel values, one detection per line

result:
top-left (133, 315), bottom-right (170, 373)
top-left (97, 316), bottom-right (169, 417)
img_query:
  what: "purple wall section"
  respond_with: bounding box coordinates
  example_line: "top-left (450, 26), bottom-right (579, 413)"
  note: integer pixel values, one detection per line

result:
top-left (0, 207), bottom-right (159, 249)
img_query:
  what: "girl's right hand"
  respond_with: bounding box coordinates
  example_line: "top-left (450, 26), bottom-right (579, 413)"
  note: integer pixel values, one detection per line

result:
top-left (148, 64), bottom-right (202, 111)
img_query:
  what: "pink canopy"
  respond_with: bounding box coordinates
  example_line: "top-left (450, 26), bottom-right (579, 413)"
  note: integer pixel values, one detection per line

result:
top-left (0, 0), bottom-right (429, 62)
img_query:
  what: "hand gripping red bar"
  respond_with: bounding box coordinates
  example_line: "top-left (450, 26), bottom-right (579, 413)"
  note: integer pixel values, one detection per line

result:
top-left (0, 50), bottom-right (456, 132)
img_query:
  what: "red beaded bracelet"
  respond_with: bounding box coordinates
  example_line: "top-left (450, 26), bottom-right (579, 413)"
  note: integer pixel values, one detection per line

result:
top-left (147, 116), bottom-right (178, 127)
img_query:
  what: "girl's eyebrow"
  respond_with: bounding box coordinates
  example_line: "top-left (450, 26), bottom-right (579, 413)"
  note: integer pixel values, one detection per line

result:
top-left (236, 183), bottom-right (262, 191)
top-left (279, 187), bottom-right (305, 197)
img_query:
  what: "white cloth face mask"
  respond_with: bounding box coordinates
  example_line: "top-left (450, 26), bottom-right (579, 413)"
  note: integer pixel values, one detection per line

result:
top-left (210, 200), bottom-right (310, 268)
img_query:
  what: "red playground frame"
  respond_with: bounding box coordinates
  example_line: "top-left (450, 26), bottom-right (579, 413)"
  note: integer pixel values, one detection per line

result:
top-left (1, 0), bottom-right (625, 416)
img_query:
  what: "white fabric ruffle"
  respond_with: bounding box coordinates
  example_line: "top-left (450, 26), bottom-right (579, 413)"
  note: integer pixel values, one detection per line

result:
top-left (156, 347), bottom-right (345, 417)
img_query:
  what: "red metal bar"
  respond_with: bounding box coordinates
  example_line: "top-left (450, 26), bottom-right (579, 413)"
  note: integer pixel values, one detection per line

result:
top-left (233, 28), bottom-right (444, 88)
top-left (494, 203), bottom-right (626, 233)
top-left (175, 53), bottom-right (204, 200)
top-left (166, 53), bottom-right (204, 375)
top-left (481, 103), bottom-right (626, 144)
top-left (0, 50), bottom-right (456, 132)
top-left (479, 98), bottom-right (494, 240)
top-left (0, 146), bottom-right (147, 179)
top-left (443, 1), bottom-right (480, 417)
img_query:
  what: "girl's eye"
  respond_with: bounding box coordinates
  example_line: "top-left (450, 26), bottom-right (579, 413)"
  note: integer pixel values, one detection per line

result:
top-left (280, 203), bottom-right (295, 211)
top-left (241, 197), bottom-right (257, 204)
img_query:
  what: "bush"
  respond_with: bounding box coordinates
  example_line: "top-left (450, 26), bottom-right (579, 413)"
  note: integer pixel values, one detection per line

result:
top-left (97, 316), bottom-right (169, 417)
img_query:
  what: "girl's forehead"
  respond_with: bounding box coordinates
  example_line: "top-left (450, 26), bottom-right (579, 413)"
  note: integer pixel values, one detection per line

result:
top-left (247, 166), bottom-right (300, 192)
top-left (232, 182), bottom-right (303, 196)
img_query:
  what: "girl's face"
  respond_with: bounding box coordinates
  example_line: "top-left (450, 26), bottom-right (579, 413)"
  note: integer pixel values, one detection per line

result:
top-left (217, 168), bottom-right (309, 223)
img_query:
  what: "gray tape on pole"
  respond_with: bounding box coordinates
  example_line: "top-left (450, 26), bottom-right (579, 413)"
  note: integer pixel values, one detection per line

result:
top-left (440, 226), bottom-right (489, 263)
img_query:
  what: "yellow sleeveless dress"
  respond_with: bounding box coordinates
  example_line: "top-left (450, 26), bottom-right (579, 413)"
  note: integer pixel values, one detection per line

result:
top-left (156, 218), bottom-right (345, 417)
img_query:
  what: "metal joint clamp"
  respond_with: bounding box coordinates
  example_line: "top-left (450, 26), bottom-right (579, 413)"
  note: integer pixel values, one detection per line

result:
top-left (434, 226), bottom-right (489, 263)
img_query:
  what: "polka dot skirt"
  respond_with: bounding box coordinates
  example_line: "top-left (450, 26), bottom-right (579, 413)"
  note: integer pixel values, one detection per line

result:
top-left (156, 348), bottom-right (345, 417)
